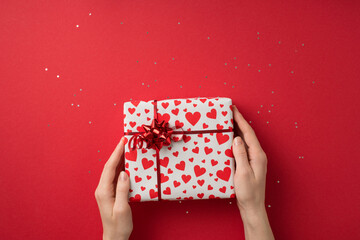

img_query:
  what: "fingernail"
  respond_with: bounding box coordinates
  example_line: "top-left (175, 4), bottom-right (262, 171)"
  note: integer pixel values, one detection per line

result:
top-left (120, 171), bottom-right (128, 181)
top-left (234, 137), bottom-right (242, 145)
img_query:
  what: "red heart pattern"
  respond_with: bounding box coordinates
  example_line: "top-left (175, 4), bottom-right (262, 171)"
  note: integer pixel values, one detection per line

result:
top-left (125, 149), bottom-right (137, 162)
top-left (142, 158), bottom-right (154, 170)
top-left (216, 132), bottom-right (230, 145)
top-left (206, 109), bottom-right (217, 119)
top-left (185, 112), bottom-right (201, 126)
top-left (124, 97), bottom-right (234, 202)
top-left (216, 167), bottom-right (231, 182)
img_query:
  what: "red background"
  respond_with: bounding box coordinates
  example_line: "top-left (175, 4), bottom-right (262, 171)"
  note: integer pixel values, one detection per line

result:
top-left (1, 0), bottom-right (359, 239)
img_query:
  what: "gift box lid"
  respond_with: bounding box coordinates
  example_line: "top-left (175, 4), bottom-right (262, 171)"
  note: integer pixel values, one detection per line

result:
top-left (123, 97), bottom-right (233, 132)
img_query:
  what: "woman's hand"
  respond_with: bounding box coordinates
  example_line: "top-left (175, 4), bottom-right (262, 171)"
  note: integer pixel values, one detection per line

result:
top-left (232, 105), bottom-right (275, 240)
top-left (95, 137), bottom-right (133, 240)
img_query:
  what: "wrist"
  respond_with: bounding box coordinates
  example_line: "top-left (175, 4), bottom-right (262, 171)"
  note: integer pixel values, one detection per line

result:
top-left (239, 205), bottom-right (268, 227)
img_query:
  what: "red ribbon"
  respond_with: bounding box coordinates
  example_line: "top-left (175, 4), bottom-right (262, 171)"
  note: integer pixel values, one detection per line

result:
top-left (128, 119), bottom-right (178, 151)
top-left (124, 100), bottom-right (232, 201)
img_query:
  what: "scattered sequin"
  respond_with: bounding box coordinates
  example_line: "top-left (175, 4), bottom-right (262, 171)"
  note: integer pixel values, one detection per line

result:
top-left (45, 68), bottom-right (48, 71)
top-left (302, 43), bottom-right (305, 47)
top-left (178, 22), bottom-right (181, 24)
top-left (186, 211), bottom-right (189, 214)
top-left (277, 180), bottom-right (280, 183)
top-left (114, 103), bottom-right (117, 106)
top-left (77, 104), bottom-right (80, 107)
top-left (235, 66), bottom-right (238, 69)
top-left (89, 121), bottom-right (92, 124)
top-left (207, 37), bottom-right (210, 39)
top-left (89, 13), bottom-right (92, 16)
top-left (57, 75), bottom-right (60, 78)
top-left (76, 25), bottom-right (79, 28)
top-left (268, 205), bottom-right (271, 208)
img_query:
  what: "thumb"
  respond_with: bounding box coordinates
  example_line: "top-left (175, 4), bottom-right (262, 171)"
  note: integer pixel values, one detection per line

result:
top-left (232, 136), bottom-right (251, 172)
top-left (114, 171), bottom-right (130, 208)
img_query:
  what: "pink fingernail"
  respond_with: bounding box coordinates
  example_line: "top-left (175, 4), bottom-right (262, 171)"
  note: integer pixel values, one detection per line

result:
top-left (234, 137), bottom-right (242, 145)
top-left (120, 171), bottom-right (127, 181)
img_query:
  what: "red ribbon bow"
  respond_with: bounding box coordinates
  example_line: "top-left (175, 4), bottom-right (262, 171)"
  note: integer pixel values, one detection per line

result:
top-left (128, 119), bottom-right (177, 151)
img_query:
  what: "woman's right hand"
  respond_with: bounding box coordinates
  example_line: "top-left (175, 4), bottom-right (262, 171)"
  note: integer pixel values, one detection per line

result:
top-left (232, 105), bottom-right (275, 240)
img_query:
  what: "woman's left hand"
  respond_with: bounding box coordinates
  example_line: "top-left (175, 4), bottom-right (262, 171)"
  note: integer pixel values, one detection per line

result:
top-left (95, 137), bottom-right (133, 240)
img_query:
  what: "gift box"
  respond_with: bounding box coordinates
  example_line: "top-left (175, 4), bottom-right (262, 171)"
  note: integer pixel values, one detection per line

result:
top-left (123, 97), bottom-right (235, 202)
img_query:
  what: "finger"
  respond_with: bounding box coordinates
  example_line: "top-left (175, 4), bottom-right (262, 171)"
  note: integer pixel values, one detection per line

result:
top-left (249, 151), bottom-right (267, 180)
top-left (232, 105), bottom-right (263, 154)
top-left (95, 137), bottom-right (125, 217)
top-left (98, 137), bottom-right (125, 188)
top-left (232, 106), bottom-right (267, 179)
top-left (113, 171), bottom-right (130, 214)
top-left (232, 136), bottom-right (253, 174)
